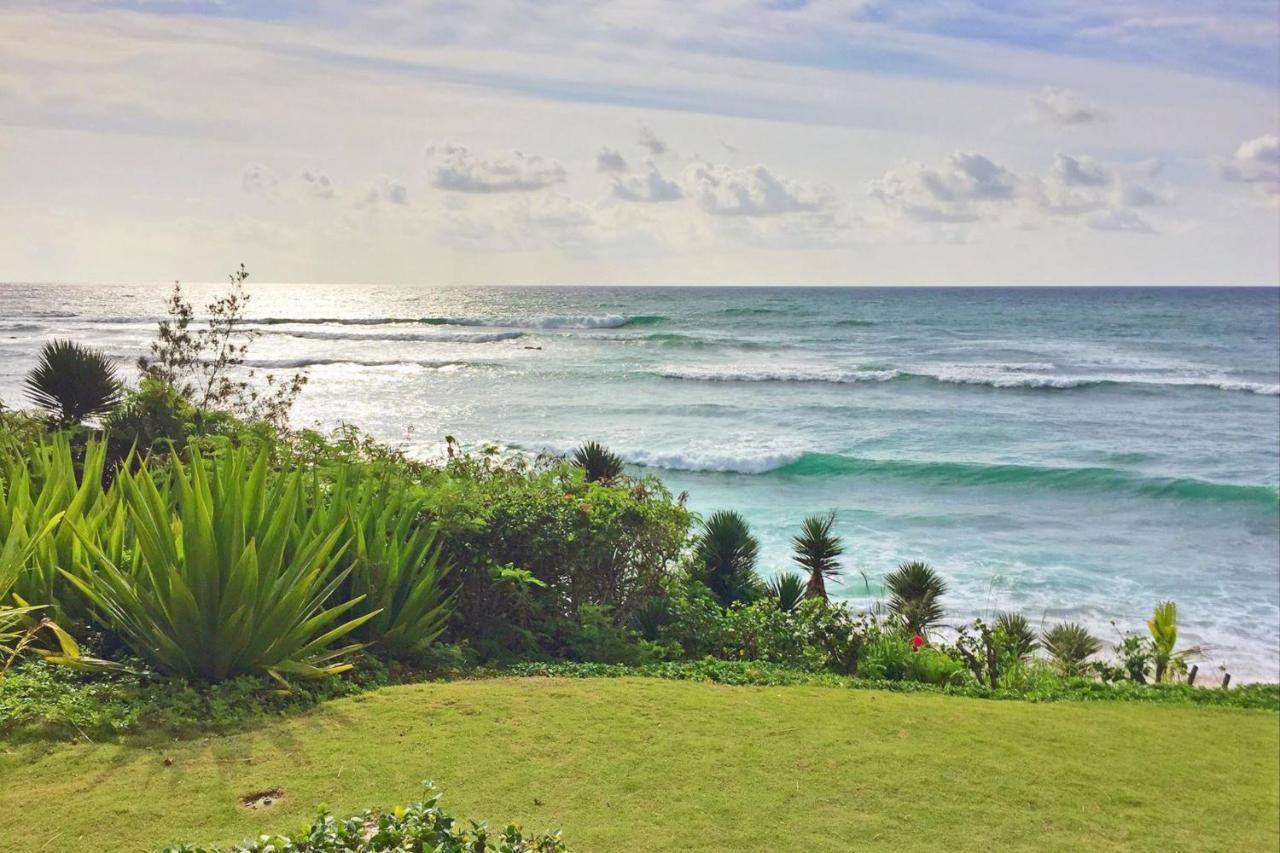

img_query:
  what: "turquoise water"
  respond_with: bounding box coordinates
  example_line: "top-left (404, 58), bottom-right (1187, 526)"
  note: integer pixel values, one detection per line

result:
top-left (1, 285), bottom-right (1277, 678)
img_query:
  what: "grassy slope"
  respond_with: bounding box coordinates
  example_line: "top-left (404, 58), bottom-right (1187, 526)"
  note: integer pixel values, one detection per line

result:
top-left (1, 678), bottom-right (1276, 852)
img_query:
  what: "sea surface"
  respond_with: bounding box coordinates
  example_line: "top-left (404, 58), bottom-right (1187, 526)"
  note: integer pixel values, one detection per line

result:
top-left (2, 284), bottom-right (1278, 680)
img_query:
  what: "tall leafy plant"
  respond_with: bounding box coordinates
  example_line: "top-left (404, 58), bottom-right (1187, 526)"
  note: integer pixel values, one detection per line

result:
top-left (1041, 622), bottom-right (1101, 677)
top-left (572, 441), bottom-right (624, 484)
top-left (694, 510), bottom-right (762, 606)
top-left (1147, 600), bottom-right (1181, 683)
top-left (65, 447), bottom-right (376, 681)
top-left (791, 510), bottom-right (844, 601)
top-left (24, 340), bottom-right (123, 426)
top-left (884, 561), bottom-right (947, 637)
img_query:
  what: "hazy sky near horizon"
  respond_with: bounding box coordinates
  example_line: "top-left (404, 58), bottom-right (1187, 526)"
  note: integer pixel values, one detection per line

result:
top-left (1, 1), bottom-right (1278, 286)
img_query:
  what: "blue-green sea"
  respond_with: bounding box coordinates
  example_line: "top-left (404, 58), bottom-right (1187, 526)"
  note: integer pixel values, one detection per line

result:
top-left (2, 285), bottom-right (1277, 679)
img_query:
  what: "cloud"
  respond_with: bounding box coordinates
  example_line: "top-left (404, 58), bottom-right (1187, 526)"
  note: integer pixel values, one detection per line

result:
top-left (637, 124), bottom-right (668, 157)
top-left (1051, 153), bottom-right (1111, 187)
top-left (1088, 209), bottom-right (1154, 233)
top-left (611, 162), bottom-right (683, 203)
top-left (1217, 134), bottom-right (1280, 200)
top-left (1029, 87), bottom-right (1110, 126)
top-left (596, 148), bottom-right (629, 173)
top-left (682, 162), bottom-right (831, 217)
top-left (300, 168), bottom-right (335, 199)
top-left (358, 176), bottom-right (409, 207)
top-left (427, 142), bottom-right (566, 193)
top-left (241, 163), bottom-right (278, 194)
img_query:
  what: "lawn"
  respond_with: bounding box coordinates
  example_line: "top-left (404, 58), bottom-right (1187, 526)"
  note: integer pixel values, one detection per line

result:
top-left (1, 677), bottom-right (1276, 852)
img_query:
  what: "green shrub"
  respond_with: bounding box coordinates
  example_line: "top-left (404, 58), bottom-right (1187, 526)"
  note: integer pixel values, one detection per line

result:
top-left (105, 378), bottom-right (196, 453)
top-left (693, 510), bottom-right (763, 606)
top-left (791, 510), bottom-right (844, 600)
top-left (767, 572), bottom-right (806, 613)
top-left (163, 784), bottom-right (565, 852)
top-left (65, 446), bottom-right (375, 681)
top-left (24, 339), bottom-right (123, 426)
top-left (1042, 622), bottom-right (1102, 677)
top-left (572, 441), bottom-right (624, 483)
top-left (884, 561), bottom-right (947, 637)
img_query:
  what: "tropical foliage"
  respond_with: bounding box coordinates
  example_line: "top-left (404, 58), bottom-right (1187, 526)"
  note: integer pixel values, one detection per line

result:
top-left (693, 510), bottom-right (762, 607)
top-left (884, 560), bottom-right (947, 637)
top-left (1041, 622), bottom-right (1102, 677)
top-left (23, 339), bottom-right (123, 426)
top-left (572, 441), bottom-right (624, 484)
top-left (767, 572), bottom-right (806, 612)
top-left (790, 510), bottom-right (844, 600)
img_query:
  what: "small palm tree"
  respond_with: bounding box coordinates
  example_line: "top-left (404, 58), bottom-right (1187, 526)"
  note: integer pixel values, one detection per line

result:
top-left (885, 560), bottom-right (947, 636)
top-left (791, 510), bottom-right (844, 601)
top-left (993, 612), bottom-right (1039, 663)
top-left (1041, 622), bottom-right (1101, 677)
top-left (695, 510), bottom-right (762, 606)
top-left (573, 441), bottom-right (624, 483)
top-left (768, 572), bottom-right (806, 613)
top-left (24, 340), bottom-right (123, 426)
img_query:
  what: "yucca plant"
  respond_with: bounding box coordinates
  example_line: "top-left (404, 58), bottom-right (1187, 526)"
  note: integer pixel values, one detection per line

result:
top-left (65, 447), bottom-right (377, 682)
top-left (767, 572), bottom-right (806, 613)
top-left (694, 510), bottom-right (762, 606)
top-left (791, 510), bottom-right (844, 600)
top-left (884, 561), bottom-right (947, 636)
top-left (572, 441), bottom-right (625, 483)
top-left (1147, 600), bottom-right (1180, 683)
top-left (993, 612), bottom-right (1039, 663)
top-left (319, 470), bottom-right (453, 658)
top-left (1041, 622), bottom-right (1101, 677)
top-left (24, 339), bottom-right (123, 426)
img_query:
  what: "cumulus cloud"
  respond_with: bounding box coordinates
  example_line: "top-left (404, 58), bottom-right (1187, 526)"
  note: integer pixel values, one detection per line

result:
top-left (1052, 153), bottom-right (1111, 187)
top-left (611, 162), bottom-right (683, 203)
top-left (872, 150), bottom-right (1171, 234)
top-left (300, 169), bottom-right (335, 199)
top-left (682, 162), bottom-right (831, 217)
top-left (427, 143), bottom-right (566, 193)
top-left (241, 163), bottom-right (278, 194)
top-left (1217, 134), bottom-right (1280, 200)
top-left (637, 124), bottom-right (668, 157)
top-left (358, 176), bottom-right (409, 207)
top-left (596, 148), bottom-right (629, 173)
top-left (1029, 87), bottom-right (1110, 126)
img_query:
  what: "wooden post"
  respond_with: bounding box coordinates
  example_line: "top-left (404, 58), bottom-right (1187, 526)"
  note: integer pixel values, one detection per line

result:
top-left (1221, 672), bottom-right (1231, 690)
top-left (1187, 665), bottom-right (1198, 686)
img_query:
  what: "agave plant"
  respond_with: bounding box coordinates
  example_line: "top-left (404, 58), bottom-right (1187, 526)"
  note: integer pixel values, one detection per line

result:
top-left (884, 561), bottom-right (947, 636)
top-left (65, 447), bottom-right (377, 682)
top-left (1041, 622), bottom-right (1102, 677)
top-left (767, 572), bottom-right (806, 613)
top-left (319, 471), bottom-right (453, 658)
top-left (572, 441), bottom-right (625, 483)
top-left (993, 612), bottom-right (1039, 663)
top-left (24, 339), bottom-right (123, 426)
top-left (0, 512), bottom-right (86, 676)
top-left (791, 510), bottom-right (844, 601)
top-left (694, 510), bottom-right (763, 606)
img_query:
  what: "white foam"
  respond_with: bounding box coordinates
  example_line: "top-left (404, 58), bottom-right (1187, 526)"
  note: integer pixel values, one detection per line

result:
top-left (278, 328), bottom-right (523, 344)
top-left (657, 365), bottom-right (900, 384)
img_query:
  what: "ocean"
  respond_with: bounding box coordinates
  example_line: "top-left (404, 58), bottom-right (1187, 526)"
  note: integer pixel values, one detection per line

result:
top-left (2, 284), bottom-right (1278, 680)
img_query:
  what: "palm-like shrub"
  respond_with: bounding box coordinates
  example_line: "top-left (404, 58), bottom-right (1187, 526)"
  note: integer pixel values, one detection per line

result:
top-left (694, 510), bottom-right (762, 606)
top-left (1147, 600), bottom-right (1179, 683)
top-left (993, 612), bottom-right (1039, 663)
top-left (24, 340), bottom-right (123, 425)
top-left (319, 472), bottom-right (453, 658)
top-left (65, 447), bottom-right (376, 681)
top-left (791, 510), bottom-right (844, 600)
top-left (631, 595), bottom-right (673, 641)
top-left (572, 441), bottom-right (624, 483)
top-left (767, 572), bottom-right (806, 613)
top-left (885, 561), bottom-right (947, 636)
top-left (1041, 622), bottom-right (1101, 677)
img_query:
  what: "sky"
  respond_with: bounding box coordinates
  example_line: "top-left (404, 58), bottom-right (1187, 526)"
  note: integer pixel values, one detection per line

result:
top-left (1, 0), bottom-right (1278, 285)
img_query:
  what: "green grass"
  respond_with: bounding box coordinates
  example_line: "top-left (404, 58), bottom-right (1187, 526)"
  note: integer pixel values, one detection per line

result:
top-left (1, 677), bottom-right (1276, 852)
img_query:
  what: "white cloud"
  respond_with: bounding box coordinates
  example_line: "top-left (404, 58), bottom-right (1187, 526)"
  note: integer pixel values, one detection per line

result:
top-left (612, 162), bottom-right (683, 203)
top-left (1217, 134), bottom-right (1280, 201)
top-left (1029, 87), bottom-right (1110, 126)
top-left (1052, 153), bottom-right (1111, 187)
top-left (596, 148), bottom-right (629, 173)
top-left (300, 169), bottom-right (335, 199)
top-left (357, 176), bottom-right (409, 207)
top-left (637, 124), bottom-right (669, 157)
top-left (427, 143), bottom-right (566, 193)
top-left (241, 163), bottom-right (278, 194)
top-left (1088, 209), bottom-right (1154, 233)
top-left (682, 162), bottom-right (831, 217)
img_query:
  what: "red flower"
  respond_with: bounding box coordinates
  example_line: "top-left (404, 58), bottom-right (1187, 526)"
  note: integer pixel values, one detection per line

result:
top-left (911, 633), bottom-right (924, 652)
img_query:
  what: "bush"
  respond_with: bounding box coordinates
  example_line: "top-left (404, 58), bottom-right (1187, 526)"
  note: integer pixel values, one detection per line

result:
top-left (163, 784), bottom-right (565, 852)
top-left (24, 339), bottom-right (123, 426)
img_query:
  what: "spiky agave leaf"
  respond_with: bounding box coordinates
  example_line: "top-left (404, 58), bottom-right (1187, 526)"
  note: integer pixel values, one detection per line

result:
top-left (64, 446), bottom-right (378, 681)
top-left (884, 561), bottom-right (947, 636)
top-left (1041, 622), bottom-right (1102, 677)
top-left (572, 441), bottom-right (625, 484)
top-left (23, 340), bottom-right (123, 425)
top-left (791, 510), bottom-right (844, 601)
top-left (767, 572), bottom-right (806, 613)
top-left (694, 510), bottom-right (762, 606)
